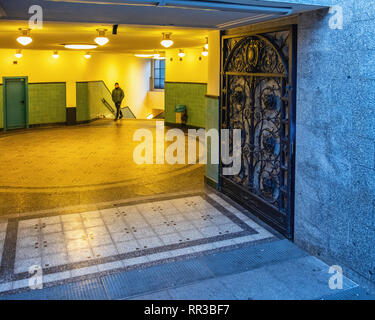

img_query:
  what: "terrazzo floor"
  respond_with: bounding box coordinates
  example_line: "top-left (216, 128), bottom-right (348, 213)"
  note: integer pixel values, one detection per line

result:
top-left (0, 191), bottom-right (276, 295)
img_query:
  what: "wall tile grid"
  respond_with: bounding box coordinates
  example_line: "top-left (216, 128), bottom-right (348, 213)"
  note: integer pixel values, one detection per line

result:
top-left (76, 82), bottom-right (89, 122)
top-left (0, 83), bottom-right (66, 128)
top-left (76, 81), bottom-right (115, 122)
top-left (205, 96), bottom-right (220, 183)
top-left (28, 83), bottom-right (66, 125)
top-left (165, 82), bottom-right (207, 128)
top-left (0, 85), bottom-right (3, 129)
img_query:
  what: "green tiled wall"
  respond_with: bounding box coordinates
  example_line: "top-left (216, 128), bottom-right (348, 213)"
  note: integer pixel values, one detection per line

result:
top-left (76, 82), bottom-right (89, 122)
top-left (205, 96), bottom-right (220, 183)
top-left (28, 83), bottom-right (66, 125)
top-left (76, 81), bottom-right (114, 122)
top-left (0, 82), bottom-right (66, 129)
top-left (0, 85), bottom-right (3, 129)
top-left (165, 82), bottom-right (207, 128)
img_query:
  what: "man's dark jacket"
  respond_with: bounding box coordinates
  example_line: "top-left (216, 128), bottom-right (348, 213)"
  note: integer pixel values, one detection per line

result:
top-left (112, 87), bottom-right (124, 104)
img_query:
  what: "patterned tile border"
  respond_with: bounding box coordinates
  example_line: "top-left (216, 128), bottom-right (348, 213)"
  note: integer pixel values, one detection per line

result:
top-left (0, 191), bottom-right (277, 296)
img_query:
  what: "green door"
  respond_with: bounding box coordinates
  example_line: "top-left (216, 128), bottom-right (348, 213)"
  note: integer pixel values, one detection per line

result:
top-left (4, 78), bottom-right (27, 129)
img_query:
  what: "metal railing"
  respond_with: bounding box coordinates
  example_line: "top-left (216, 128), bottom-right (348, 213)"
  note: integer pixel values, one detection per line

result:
top-left (101, 98), bottom-right (116, 116)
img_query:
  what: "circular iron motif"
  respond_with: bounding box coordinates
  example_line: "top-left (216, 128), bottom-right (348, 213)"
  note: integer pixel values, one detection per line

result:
top-left (262, 94), bottom-right (277, 110)
top-left (262, 134), bottom-right (276, 154)
top-left (233, 88), bottom-right (245, 104)
top-left (261, 176), bottom-right (277, 198)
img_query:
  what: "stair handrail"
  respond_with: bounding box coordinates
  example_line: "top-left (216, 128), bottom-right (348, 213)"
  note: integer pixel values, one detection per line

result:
top-left (122, 106), bottom-right (136, 119)
top-left (82, 80), bottom-right (137, 119)
top-left (101, 97), bottom-right (116, 116)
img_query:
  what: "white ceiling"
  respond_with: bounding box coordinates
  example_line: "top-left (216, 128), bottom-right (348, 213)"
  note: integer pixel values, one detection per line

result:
top-left (0, 20), bottom-right (211, 53)
top-left (0, 0), bottom-right (325, 53)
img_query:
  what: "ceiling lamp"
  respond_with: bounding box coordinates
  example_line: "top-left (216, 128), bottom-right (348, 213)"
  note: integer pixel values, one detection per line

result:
top-left (178, 49), bottom-right (185, 58)
top-left (201, 47), bottom-right (208, 57)
top-left (15, 49), bottom-right (22, 59)
top-left (204, 37), bottom-right (209, 50)
top-left (161, 33), bottom-right (173, 48)
top-left (17, 28), bottom-right (32, 46)
top-left (84, 52), bottom-right (91, 59)
top-left (153, 50), bottom-right (160, 59)
top-left (152, 50), bottom-right (165, 60)
top-left (134, 54), bottom-right (154, 58)
top-left (64, 44), bottom-right (97, 50)
top-left (153, 55), bottom-right (165, 60)
top-left (52, 51), bottom-right (59, 59)
top-left (95, 29), bottom-right (109, 46)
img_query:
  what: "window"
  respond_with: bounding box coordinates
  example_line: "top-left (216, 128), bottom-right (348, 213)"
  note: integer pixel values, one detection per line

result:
top-left (152, 59), bottom-right (165, 90)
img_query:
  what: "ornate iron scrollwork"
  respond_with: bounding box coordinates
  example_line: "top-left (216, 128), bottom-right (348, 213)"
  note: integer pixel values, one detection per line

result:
top-left (221, 30), bottom-right (291, 214)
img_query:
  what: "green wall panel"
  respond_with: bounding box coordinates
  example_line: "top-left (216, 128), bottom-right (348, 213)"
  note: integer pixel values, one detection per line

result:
top-left (1, 82), bottom-right (66, 128)
top-left (0, 84), bottom-right (3, 129)
top-left (165, 82), bottom-right (207, 128)
top-left (28, 83), bottom-right (66, 125)
top-left (205, 96), bottom-right (220, 183)
top-left (76, 81), bottom-right (114, 122)
top-left (76, 82), bottom-right (89, 122)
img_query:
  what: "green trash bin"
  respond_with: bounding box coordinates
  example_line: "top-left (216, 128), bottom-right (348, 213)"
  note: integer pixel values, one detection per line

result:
top-left (175, 105), bottom-right (186, 124)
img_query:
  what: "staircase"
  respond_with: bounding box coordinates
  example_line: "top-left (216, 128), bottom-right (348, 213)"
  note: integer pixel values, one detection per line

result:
top-left (100, 80), bottom-right (137, 119)
top-left (101, 98), bottom-right (136, 119)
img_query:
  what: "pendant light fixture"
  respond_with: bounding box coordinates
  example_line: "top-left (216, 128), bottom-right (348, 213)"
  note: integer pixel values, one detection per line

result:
top-left (161, 33), bottom-right (173, 48)
top-left (17, 28), bottom-right (32, 46)
top-left (15, 49), bottom-right (23, 59)
top-left (153, 50), bottom-right (160, 59)
top-left (52, 51), bottom-right (59, 59)
top-left (95, 29), bottom-right (109, 46)
top-left (152, 50), bottom-right (165, 60)
top-left (65, 44), bottom-right (97, 50)
top-left (134, 54), bottom-right (154, 58)
top-left (84, 52), bottom-right (91, 59)
top-left (201, 47), bottom-right (208, 57)
top-left (178, 49), bottom-right (185, 58)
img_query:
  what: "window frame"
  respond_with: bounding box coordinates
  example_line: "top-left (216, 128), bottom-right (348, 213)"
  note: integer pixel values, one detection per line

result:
top-left (151, 59), bottom-right (165, 91)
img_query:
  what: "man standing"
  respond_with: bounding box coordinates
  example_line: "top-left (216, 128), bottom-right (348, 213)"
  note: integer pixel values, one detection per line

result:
top-left (112, 83), bottom-right (125, 121)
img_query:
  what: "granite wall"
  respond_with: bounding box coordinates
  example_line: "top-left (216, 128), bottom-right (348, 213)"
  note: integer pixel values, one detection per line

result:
top-left (215, 0), bottom-right (375, 288)
top-left (287, 0), bottom-right (375, 287)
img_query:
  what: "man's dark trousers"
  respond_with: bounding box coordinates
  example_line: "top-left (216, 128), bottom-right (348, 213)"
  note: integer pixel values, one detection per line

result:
top-left (115, 102), bottom-right (123, 120)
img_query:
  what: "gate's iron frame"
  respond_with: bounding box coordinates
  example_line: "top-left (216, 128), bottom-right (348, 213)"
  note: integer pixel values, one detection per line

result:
top-left (218, 25), bottom-right (297, 240)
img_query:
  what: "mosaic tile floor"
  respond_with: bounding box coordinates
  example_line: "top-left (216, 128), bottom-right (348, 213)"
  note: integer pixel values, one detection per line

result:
top-left (0, 192), bottom-right (276, 295)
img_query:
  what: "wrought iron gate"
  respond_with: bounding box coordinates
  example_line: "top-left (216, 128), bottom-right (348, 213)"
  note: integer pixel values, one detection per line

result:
top-left (220, 26), bottom-right (296, 239)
